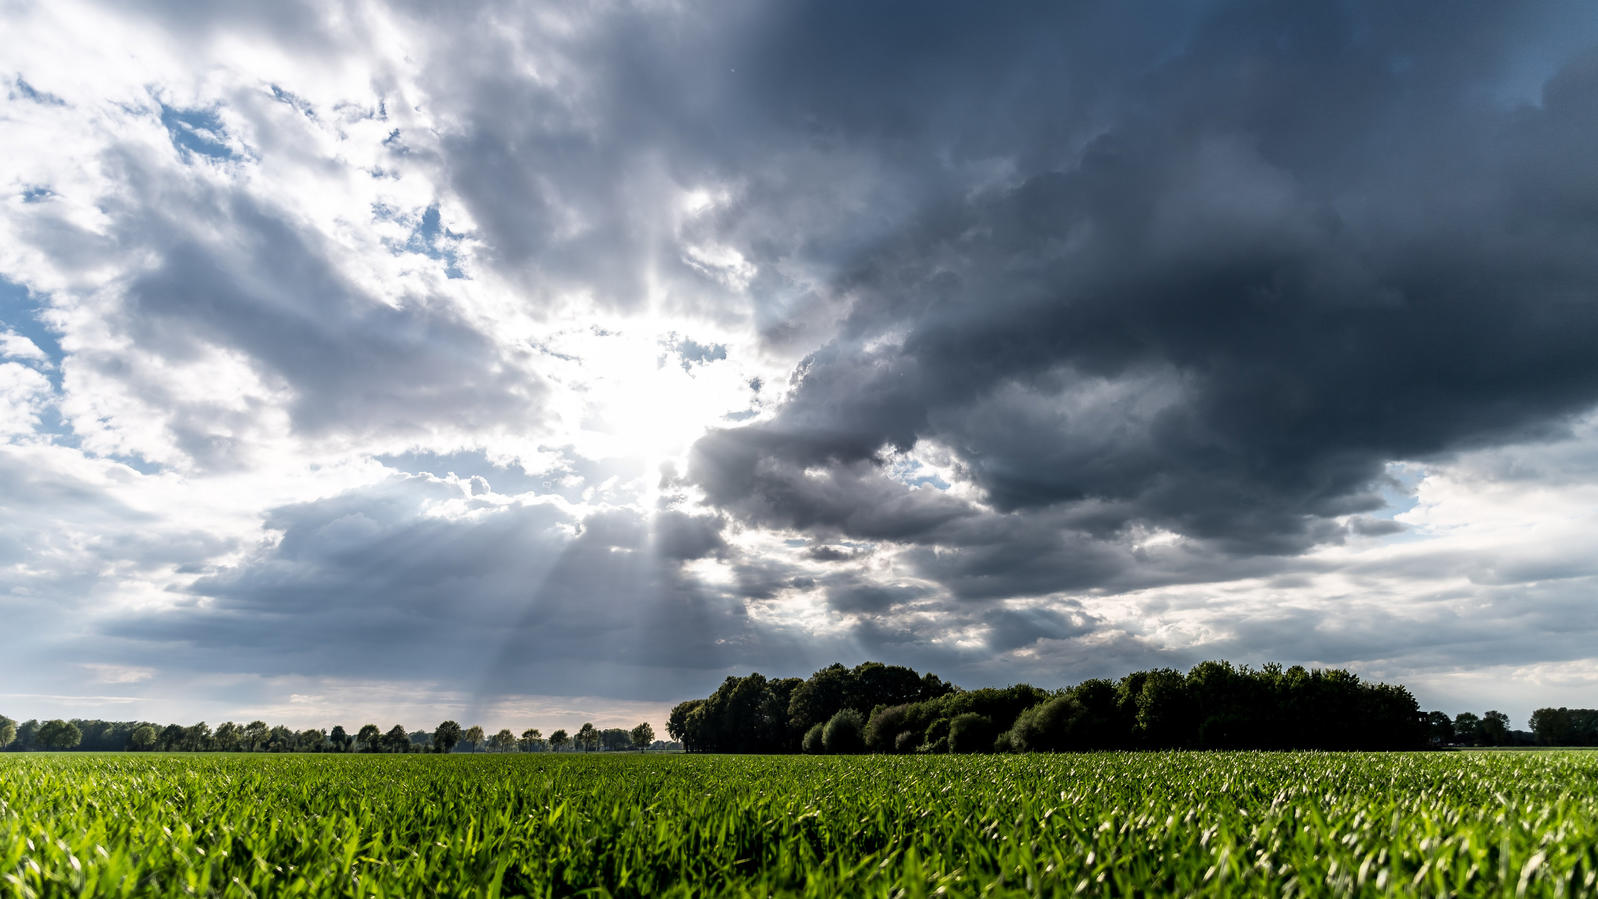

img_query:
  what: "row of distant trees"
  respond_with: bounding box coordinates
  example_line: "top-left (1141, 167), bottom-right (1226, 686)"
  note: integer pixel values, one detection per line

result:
top-left (0, 715), bottom-right (671, 754)
top-left (666, 661), bottom-right (1562, 754)
top-left (1420, 710), bottom-right (1531, 747)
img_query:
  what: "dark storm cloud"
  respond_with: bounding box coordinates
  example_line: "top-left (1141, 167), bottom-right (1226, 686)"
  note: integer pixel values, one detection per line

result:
top-left (100, 477), bottom-right (752, 699)
top-left (824, 582), bottom-right (930, 615)
top-left (15, 0), bottom-right (1598, 715)
top-left (804, 544), bottom-right (856, 563)
top-left (689, 2), bottom-right (1598, 589)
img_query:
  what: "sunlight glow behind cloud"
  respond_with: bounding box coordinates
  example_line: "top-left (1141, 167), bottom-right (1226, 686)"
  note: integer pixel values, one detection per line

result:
top-left (3, 0), bottom-right (1598, 733)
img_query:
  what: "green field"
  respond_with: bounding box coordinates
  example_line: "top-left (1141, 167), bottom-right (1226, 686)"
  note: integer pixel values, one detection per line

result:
top-left (3, 751), bottom-right (1598, 897)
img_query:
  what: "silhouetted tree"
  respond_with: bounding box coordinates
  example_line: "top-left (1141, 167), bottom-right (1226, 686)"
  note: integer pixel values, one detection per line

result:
top-left (549, 729), bottom-right (569, 751)
top-left (1480, 710), bottom-right (1510, 746)
top-left (948, 712), bottom-right (995, 753)
top-left (356, 724), bottom-right (381, 752)
top-left (1530, 708), bottom-right (1598, 746)
top-left (667, 700), bottom-right (704, 750)
top-left (678, 659), bottom-right (1427, 753)
top-left (1423, 711), bottom-right (1454, 744)
top-left (434, 721), bottom-right (463, 754)
top-left (822, 709), bottom-right (864, 754)
top-left (463, 725), bottom-right (484, 752)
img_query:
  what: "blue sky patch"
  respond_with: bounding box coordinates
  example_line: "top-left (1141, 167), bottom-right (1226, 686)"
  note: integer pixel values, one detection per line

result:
top-left (376, 203), bottom-right (467, 278)
top-left (0, 276), bottom-right (64, 379)
top-left (159, 104), bottom-right (238, 161)
top-left (12, 76), bottom-right (65, 105)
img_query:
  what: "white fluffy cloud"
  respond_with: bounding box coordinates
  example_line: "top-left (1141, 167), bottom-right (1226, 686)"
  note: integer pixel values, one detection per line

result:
top-left (4, 0), bottom-right (1598, 732)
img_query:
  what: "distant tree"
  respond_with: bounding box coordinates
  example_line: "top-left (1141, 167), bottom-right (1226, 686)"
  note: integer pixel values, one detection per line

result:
top-left (186, 722), bottom-right (213, 751)
top-left (1453, 712), bottom-right (1482, 746)
top-left (380, 725), bottom-right (409, 753)
top-left (549, 729), bottom-right (569, 751)
top-left (377, 725), bottom-right (408, 753)
top-left (329, 725), bottom-right (350, 752)
top-left (788, 664), bottom-right (854, 737)
top-left (667, 700), bottom-right (704, 749)
top-left (1480, 710), bottom-right (1510, 746)
top-left (598, 728), bottom-right (629, 751)
top-left (1006, 695), bottom-right (1084, 752)
top-left (1423, 711), bottom-right (1454, 744)
top-left (577, 723), bottom-right (597, 752)
top-left (490, 729), bottom-right (516, 752)
top-left (158, 723), bottom-right (186, 751)
top-left (38, 719), bottom-right (82, 750)
top-left (821, 709), bottom-right (864, 754)
top-left (1529, 708), bottom-right (1598, 746)
top-left (630, 722), bottom-right (654, 750)
top-left (214, 722), bottom-right (241, 752)
top-left (267, 725), bottom-right (293, 751)
top-left (356, 724), bottom-right (381, 752)
top-left (802, 723), bottom-right (824, 754)
top-left (948, 712), bottom-right (995, 753)
top-left (434, 721), bottom-right (463, 754)
top-left (463, 725), bottom-right (485, 752)
top-left (130, 724), bottom-right (157, 751)
top-left (243, 721), bottom-right (269, 752)
top-left (14, 720), bottom-right (38, 751)
top-left (864, 704), bottom-right (915, 753)
top-left (520, 728), bottom-right (544, 752)
top-left (0, 717), bottom-right (15, 750)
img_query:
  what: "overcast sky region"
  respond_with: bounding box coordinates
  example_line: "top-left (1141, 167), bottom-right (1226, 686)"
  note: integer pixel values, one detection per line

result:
top-left (5, 1), bottom-right (1598, 734)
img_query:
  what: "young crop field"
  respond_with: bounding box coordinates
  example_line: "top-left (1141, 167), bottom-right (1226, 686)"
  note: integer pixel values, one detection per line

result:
top-left (3, 751), bottom-right (1598, 897)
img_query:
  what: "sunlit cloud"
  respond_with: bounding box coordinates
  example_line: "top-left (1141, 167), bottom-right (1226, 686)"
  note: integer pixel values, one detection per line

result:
top-left (4, 0), bottom-right (1598, 733)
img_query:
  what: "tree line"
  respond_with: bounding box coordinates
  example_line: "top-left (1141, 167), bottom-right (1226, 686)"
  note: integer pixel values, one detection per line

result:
top-left (665, 660), bottom-right (1513, 754)
top-left (1527, 708), bottom-right (1598, 746)
top-left (0, 715), bottom-right (672, 754)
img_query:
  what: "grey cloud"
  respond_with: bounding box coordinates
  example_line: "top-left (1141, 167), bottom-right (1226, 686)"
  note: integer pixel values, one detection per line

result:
top-left (690, 429), bottom-right (973, 540)
top-left (12, 0), bottom-right (1598, 716)
top-left (651, 511), bottom-right (727, 561)
top-left (805, 544), bottom-right (855, 563)
top-left (113, 182), bottom-right (543, 452)
top-left (983, 604), bottom-right (1099, 653)
top-left (688, 2), bottom-right (1598, 584)
top-left (101, 477), bottom-right (755, 699)
top-left (824, 582), bottom-right (930, 615)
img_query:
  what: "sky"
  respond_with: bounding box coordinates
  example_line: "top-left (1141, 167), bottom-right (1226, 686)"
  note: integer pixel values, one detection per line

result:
top-left (4, 1), bottom-right (1598, 735)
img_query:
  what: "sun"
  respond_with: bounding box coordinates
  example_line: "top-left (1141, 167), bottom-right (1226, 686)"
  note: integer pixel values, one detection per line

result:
top-left (575, 320), bottom-right (745, 496)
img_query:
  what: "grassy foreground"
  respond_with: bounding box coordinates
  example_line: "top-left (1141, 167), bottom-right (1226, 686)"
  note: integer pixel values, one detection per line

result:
top-left (3, 751), bottom-right (1598, 897)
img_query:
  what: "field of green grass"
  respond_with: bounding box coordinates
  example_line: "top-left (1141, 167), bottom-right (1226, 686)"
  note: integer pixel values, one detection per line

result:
top-left (3, 751), bottom-right (1598, 897)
